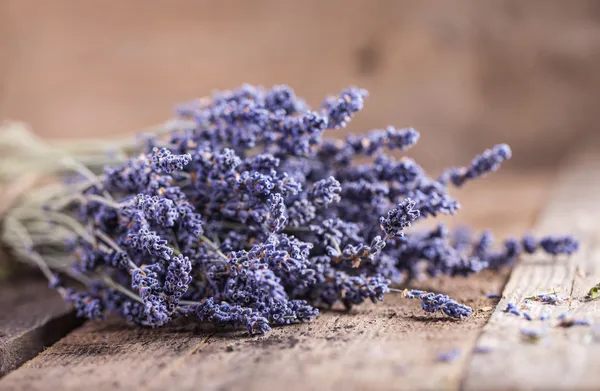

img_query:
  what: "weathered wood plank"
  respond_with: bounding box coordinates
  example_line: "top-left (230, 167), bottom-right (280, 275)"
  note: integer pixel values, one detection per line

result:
top-left (0, 173), bottom-right (551, 391)
top-left (0, 278), bottom-right (82, 377)
top-left (463, 152), bottom-right (600, 391)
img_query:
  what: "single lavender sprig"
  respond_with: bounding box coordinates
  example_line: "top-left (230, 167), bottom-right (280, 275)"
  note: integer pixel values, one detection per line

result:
top-left (324, 87), bottom-right (368, 129)
top-left (151, 147), bottom-right (192, 173)
top-left (380, 198), bottom-right (420, 238)
top-left (441, 144), bottom-right (512, 187)
top-left (164, 254), bottom-right (193, 305)
top-left (396, 289), bottom-right (472, 319)
top-left (540, 236), bottom-right (579, 255)
top-left (522, 234), bottom-right (579, 255)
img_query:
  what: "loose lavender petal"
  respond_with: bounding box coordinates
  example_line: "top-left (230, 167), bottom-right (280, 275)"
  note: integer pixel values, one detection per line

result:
top-left (437, 348), bottom-right (461, 363)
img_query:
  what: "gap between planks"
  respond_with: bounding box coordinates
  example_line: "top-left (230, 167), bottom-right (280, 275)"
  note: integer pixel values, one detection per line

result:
top-left (0, 172), bottom-right (553, 391)
top-left (0, 278), bottom-right (82, 377)
top-left (462, 150), bottom-right (600, 391)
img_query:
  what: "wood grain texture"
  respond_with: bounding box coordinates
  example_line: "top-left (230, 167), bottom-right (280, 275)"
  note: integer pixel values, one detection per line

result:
top-left (463, 152), bottom-right (600, 391)
top-left (0, 278), bottom-right (82, 377)
top-left (0, 173), bottom-right (551, 391)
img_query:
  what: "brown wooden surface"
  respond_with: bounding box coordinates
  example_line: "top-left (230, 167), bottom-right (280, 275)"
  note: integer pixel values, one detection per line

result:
top-left (463, 152), bottom-right (600, 391)
top-left (0, 173), bottom-right (552, 391)
top-left (0, 278), bottom-right (81, 377)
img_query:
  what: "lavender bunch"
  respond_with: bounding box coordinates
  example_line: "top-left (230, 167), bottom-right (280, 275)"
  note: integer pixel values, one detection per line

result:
top-left (0, 84), bottom-right (578, 335)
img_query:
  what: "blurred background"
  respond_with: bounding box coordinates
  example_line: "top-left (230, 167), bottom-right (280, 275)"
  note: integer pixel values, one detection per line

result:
top-left (1, 0), bottom-right (600, 172)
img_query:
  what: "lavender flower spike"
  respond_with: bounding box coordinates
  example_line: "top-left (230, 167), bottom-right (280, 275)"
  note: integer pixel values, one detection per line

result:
top-left (404, 290), bottom-right (472, 319)
top-left (380, 198), bottom-right (420, 237)
top-left (540, 236), bottom-right (579, 255)
top-left (308, 176), bottom-right (342, 207)
top-left (443, 144), bottom-right (512, 187)
top-left (151, 147), bottom-right (192, 173)
top-left (324, 87), bottom-right (368, 129)
top-left (386, 127), bottom-right (420, 151)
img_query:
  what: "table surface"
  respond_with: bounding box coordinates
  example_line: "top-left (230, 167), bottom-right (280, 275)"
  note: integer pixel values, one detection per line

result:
top-left (1, 150), bottom-right (599, 391)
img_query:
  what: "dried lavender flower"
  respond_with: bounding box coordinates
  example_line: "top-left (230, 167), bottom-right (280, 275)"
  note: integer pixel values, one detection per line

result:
top-left (437, 348), bottom-right (461, 363)
top-left (504, 302), bottom-right (521, 316)
top-left (401, 289), bottom-right (472, 319)
top-left (380, 199), bottom-right (419, 238)
top-left (441, 144), bottom-right (511, 187)
top-left (1, 83), bottom-right (577, 336)
top-left (539, 236), bottom-right (579, 255)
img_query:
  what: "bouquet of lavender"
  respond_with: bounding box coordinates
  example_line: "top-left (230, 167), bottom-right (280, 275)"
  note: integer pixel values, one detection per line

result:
top-left (0, 85), bottom-right (577, 334)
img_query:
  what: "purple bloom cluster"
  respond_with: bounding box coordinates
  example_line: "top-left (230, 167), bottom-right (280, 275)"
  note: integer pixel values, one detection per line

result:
top-left (523, 234), bottom-right (580, 255)
top-left (47, 84), bottom-right (577, 334)
top-left (405, 289), bottom-right (472, 319)
top-left (441, 144), bottom-right (512, 187)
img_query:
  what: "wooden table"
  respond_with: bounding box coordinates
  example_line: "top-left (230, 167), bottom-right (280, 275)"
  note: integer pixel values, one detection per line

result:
top-left (1, 151), bottom-right (599, 391)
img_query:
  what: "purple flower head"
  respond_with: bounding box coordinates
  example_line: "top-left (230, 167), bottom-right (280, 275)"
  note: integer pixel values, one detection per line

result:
top-left (384, 127), bottom-right (420, 151)
top-left (522, 234), bottom-right (538, 254)
top-left (265, 85), bottom-right (306, 115)
top-left (151, 147), bottom-right (192, 173)
top-left (419, 291), bottom-right (472, 319)
top-left (190, 298), bottom-right (272, 335)
top-left (540, 236), bottom-right (579, 255)
top-left (143, 295), bottom-right (171, 327)
top-left (125, 228), bottom-right (173, 260)
top-left (443, 144), bottom-right (512, 187)
top-left (406, 290), bottom-right (472, 319)
top-left (380, 198), bottom-right (420, 237)
top-left (308, 176), bottom-right (342, 207)
top-left (164, 254), bottom-right (193, 303)
top-left (324, 87), bottom-right (368, 129)
top-left (266, 193), bottom-right (287, 232)
top-left (65, 290), bottom-right (105, 320)
top-left (135, 194), bottom-right (180, 227)
top-left (131, 264), bottom-right (162, 299)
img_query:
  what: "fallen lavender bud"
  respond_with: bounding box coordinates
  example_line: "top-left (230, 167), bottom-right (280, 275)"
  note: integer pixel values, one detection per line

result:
top-left (525, 292), bottom-right (567, 305)
top-left (437, 348), bottom-right (461, 363)
top-left (520, 328), bottom-right (548, 343)
top-left (522, 234), bottom-right (579, 256)
top-left (540, 236), bottom-right (579, 255)
top-left (557, 313), bottom-right (593, 328)
top-left (473, 345), bottom-right (494, 354)
top-left (504, 302), bottom-right (521, 316)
